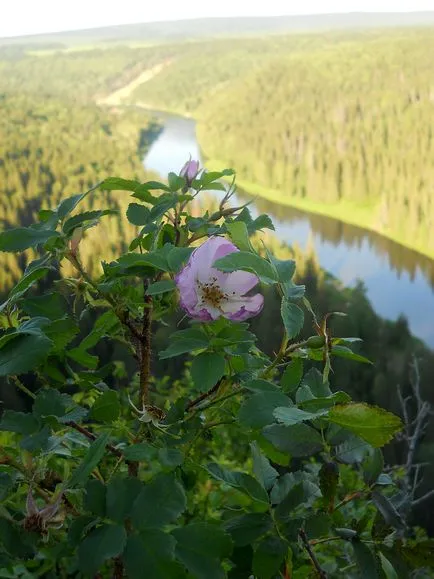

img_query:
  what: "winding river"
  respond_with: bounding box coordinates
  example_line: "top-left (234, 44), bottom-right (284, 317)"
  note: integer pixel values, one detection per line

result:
top-left (143, 113), bottom-right (434, 348)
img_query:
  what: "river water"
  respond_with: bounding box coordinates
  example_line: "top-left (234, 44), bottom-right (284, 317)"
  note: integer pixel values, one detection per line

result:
top-left (143, 113), bottom-right (434, 348)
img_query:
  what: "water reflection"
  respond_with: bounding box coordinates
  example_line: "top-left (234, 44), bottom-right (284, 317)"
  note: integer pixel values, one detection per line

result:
top-left (143, 112), bottom-right (434, 347)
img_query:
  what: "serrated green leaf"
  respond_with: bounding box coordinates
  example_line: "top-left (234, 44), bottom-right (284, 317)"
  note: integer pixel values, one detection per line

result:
top-left (191, 352), bottom-right (225, 392)
top-left (280, 300), bottom-right (304, 339)
top-left (329, 404), bottom-right (402, 447)
top-left (363, 448), bottom-right (384, 486)
top-left (132, 473), bottom-right (186, 529)
top-left (78, 523), bottom-right (126, 575)
top-left (21, 292), bottom-right (67, 320)
top-left (146, 279), bottom-right (176, 295)
top-left (0, 410), bottom-right (40, 435)
top-left (280, 359), bottom-right (303, 393)
top-left (250, 442), bottom-right (278, 490)
top-left (225, 221), bottom-right (253, 252)
top-left (67, 347), bottom-right (98, 369)
top-left (90, 390), bottom-right (120, 423)
top-left (273, 406), bottom-right (328, 426)
top-left (239, 391), bottom-right (292, 429)
top-left (206, 463), bottom-right (269, 504)
top-left (57, 192), bottom-right (88, 220)
top-left (124, 531), bottom-right (180, 579)
top-left (127, 203), bottom-right (151, 226)
top-left (63, 209), bottom-right (117, 234)
top-left (224, 513), bottom-right (273, 547)
top-left (0, 332), bottom-right (52, 376)
top-left (0, 227), bottom-right (60, 252)
top-left (252, 536), bottom-right (288, 579)
top-left (331, 345), bottom-right (372, 364)
top-left (214, 251), bottom-right (277, 284)
top-left (263, 423), bottom-right (323, 457)
top-left (123, 443), bottom-right (156, 461)
top-left (84, 479), bottom-right (106, 517)
top-left (106, 477), bottom-right (143, 523)
top-left (172, 523), bottom-right (233, 579)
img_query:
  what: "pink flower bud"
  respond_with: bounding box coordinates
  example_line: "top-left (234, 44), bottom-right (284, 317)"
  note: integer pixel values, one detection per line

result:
top-left (180, 159), bottom-right (200, 185)
top-left (69, 227), bottom-right (83, 255)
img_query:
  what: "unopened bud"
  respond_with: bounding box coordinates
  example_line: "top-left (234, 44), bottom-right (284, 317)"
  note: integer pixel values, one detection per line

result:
top-left (69, 227), bottom-right (83, 255)
top-left (180, 159), bottom-right (200, 186)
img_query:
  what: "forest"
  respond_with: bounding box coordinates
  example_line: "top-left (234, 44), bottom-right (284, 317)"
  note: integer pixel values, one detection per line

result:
top-left (131, 29), bottom-right (434, 259)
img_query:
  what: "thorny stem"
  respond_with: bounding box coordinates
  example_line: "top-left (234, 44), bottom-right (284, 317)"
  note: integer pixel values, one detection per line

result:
top-left (140, 282), bottom-right (153, 409)
top-left (299, 529), bottom-right (328, 579)
top-left (185, 378), bottom-right (224, 411)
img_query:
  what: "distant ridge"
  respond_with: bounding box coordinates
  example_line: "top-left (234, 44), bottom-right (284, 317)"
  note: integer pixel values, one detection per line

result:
top-left (2, 12), bottom-right (434, 46)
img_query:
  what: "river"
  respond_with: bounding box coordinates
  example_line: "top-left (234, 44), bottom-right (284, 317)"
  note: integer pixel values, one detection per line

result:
top-left (143, 113), bottom-right (434, 348)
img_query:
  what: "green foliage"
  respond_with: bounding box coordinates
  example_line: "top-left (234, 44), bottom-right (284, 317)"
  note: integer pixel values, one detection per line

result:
top-left (0, 165), bottom-right (430, 579)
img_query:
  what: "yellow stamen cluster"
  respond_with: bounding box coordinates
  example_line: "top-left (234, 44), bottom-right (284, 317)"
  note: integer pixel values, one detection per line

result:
top-left (197, 276), bottom-right (235, 308)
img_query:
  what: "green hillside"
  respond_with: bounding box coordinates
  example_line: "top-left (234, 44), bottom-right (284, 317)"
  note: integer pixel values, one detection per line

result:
top-left (131, 29), bottom-right (434, 258)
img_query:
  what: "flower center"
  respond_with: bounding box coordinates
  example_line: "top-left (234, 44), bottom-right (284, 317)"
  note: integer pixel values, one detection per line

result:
top-left (197, 277), bottom-right (228, 308)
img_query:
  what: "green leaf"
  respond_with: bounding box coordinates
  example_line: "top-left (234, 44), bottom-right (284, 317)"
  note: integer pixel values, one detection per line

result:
top-left (319, 462), bottom-right (340, 512)
top-left (250, 442), bottom-right (278, 491)
top-left (280, 300), bottom-right (304, 339)
top-left (273, 406), bottom-right (328, 426)
top-left (146, 279), bottom-right (176, 295)
top-left (123, 443), bottom-right (156, 461)
top-left (352, 540), bottom-right (382, 579)
top-left (238, 391), bottom-right (291, 429)
top-left (172, 523), bottom-right (233, 579)
top-left (281, 359), bottom-right (303, 393)
top-left (328, 403), bottom-right (402, 447)
top-left (0, 473), bottom-right (14, 501)
top-left (7, 266), bottom-right (51, 303)
top-left (0, 227), bottom-right (60, 252)
top-left (363, 448), bottom-right (384, 486)
top-left (158, 448), bottom-right (184, 469)
top-left (206, 463), bottom-right (269, 504)
top-left (191, 352), bottom-right (225, 392)
top-left (68, 431), bottom-right (112, 488)
top-left (371, 491), bottom-right (405, 531)
top-left (214, 251), bottom-right (277, 284)
top-left (159, 338), bottom-right (209, 359)
top-left (331, 345), bottom-right (373, 364)
top-left (57, 192), bottom-right (88, 219)
top-left (33, 388), bottom-right (70, 419)
top-left (302, 368), bottom-right (332, 397)
top-left (252, 536), bottom-right (288, 579)
top-left (0, 410), bottom-right (39, 435)
top-left (63, 209), bottom-right (117, 234)
top-left (84, 479), bottom-right (106, 517)
top-left (21, 292), bottom-right (67, 320)
top-left (124, 531), bottom-right (181, 579)
top-left (224, 513), bottom-right (273, 547)
top-left (251, 214), bottom-right (275, 232)
top-left (90, 390), bottom-right (120, 423)
top-left (127, 203), bottom-right (151, 226)
top-left (167, 247), bottom-right (194, 273)
top-left (132, 473), bottom-right (186, 529)
top-left (0, 331), bottom-right (52, 376)
top-left (263, 423), bottom-right (323, 457)
top-left (243, 379), bottom-right (280, 393)
top-left (225, 221), bottom-right (253, 252)
top-left (78, 523), bottom-right (126, 575)
top-left (67, 347), bottom-right (98, 369)
top-left (273, 258), bottom-right (296, 284)
top-left (106, 477), bottom-right (143, 523)
top-left (168, 172), bottom-right (186, 191)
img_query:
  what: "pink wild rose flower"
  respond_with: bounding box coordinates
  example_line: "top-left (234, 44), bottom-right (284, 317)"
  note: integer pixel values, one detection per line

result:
top-left (175, 236), bottom-right (264, 321)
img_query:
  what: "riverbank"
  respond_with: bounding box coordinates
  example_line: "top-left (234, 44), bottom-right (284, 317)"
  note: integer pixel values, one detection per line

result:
top-left (98, 64), bottom-right (434, 262)
top-left (203, 156), bottom-right (434, 262)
